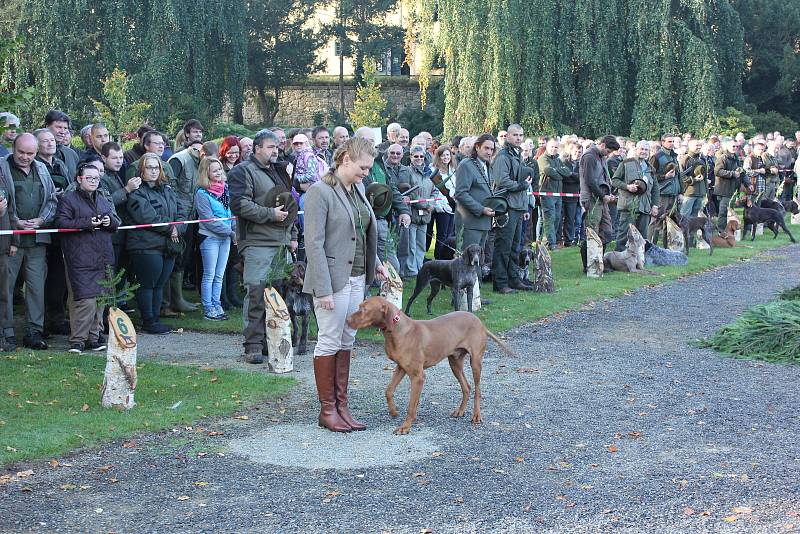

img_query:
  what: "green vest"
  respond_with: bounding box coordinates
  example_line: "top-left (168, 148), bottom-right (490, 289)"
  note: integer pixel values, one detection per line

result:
top-left (168, 149), bottom-right (199, 206)
top-left (11, 165), bottom-right (43, 248)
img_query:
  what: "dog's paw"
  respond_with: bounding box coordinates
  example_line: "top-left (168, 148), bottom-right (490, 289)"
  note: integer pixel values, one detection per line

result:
top-left (450, 409), bottom-right (465, 418)
top-left (393, 425), bottom-right (411, 435)
top-left (471, 413), bottom-right (483, 424)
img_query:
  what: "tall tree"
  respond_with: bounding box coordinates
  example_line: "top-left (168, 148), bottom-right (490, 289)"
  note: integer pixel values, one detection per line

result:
top-left (731, 0), bottom-right (800, 123)
top-left (246, 0), bottom-right (324, 124)
top-left (405, 0), bottom-right (747, 138)
top-left (328, 0), bottom-right (404, 117)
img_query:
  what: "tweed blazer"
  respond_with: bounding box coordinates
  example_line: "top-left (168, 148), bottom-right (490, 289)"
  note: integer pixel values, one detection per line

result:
top-left (302, 179), bottom-right (379, 298)
top-left (454, 157), bottom-right (493, 231)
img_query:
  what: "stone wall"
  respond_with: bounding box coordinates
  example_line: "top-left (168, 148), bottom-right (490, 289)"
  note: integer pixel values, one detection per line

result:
top-left (239, 78), bottom-right (425, 126)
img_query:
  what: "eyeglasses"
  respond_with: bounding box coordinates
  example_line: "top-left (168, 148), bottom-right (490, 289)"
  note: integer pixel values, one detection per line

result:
top-left (81, 176), bottom-right (100, 182)
top-left (388, 152), bottom-right (402, 156)
top-left (411, 154), bottom-right (425, 159)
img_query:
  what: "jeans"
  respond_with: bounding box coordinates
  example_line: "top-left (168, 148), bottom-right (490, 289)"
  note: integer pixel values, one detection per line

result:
top-left (540, 196), bottom-right (563, 248)
top-left (680, 196), bottom-right (704, 218)
top-left (403, 223), bottom-right (428, 277)
top-left (129, 253), bottom-right (175, 323)
top-left (200, 236), bottom-right (231, 311)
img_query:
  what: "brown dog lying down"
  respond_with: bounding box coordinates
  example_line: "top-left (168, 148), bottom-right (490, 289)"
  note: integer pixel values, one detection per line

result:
top-left (712, 219), bottom-right (740, 248)
top-left (346, 296), bottom-right (513, 434)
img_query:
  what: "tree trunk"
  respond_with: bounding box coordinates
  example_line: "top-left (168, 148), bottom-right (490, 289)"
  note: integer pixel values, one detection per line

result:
top-left (233, 100), bottom-right (244, 124)
top-left (269, 86), bottom-right (281, 126)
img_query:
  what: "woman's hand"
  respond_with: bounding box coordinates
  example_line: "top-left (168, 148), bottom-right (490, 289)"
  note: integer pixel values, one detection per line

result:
top-left (318, 295), bottom-right (335, 310)
top-left (376, 263), bottom-right (389, 281)
top-left (170, 226), bottom-right (179, 243)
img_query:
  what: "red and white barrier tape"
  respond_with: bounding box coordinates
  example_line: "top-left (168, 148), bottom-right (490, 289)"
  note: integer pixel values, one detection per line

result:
top-left (407, 196), bottom-right (445, 204)
top-left (530, 191), bottom-right (580, 197)
top-left (0, 216), bottom-right (239, 236)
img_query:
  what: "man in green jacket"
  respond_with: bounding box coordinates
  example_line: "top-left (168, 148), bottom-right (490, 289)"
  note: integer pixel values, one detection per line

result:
top-left (679, 139), bottom-right (707, 220)
top-left (612, 141), bottom-right (659, 251)
top-left (648, 134), bottom-right (680, 245)
top-left (714, 140), bottom-right (747, 233)
top-left (228, 129), bottom-right (298, 364)
top-left (44, 110), bottom-right (79, 180)
top-left (538, 137), bottom-right (572, 249)
top-left (491, 124), bottom-right (533, 293)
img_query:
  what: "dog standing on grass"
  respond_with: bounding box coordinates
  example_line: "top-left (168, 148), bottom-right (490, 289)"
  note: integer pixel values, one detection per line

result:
top-left (347, 296), bottom-right (513, 435)
top-left (404, 243), bottom-right (482, 315)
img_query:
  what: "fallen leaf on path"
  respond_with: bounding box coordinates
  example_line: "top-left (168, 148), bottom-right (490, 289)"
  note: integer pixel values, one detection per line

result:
top-left (454, 496), bottom-right (464, 504)
top-left (431, 451), bottom-right (443, 458)
top-left (16, 470), bottom-right (33, 478)
top-left (121, 440), bottom-right (137, 449)
top-left (523, 503), bottom-right (533, 512)
top-left (722, 515), bottom-right (738, 523)
top-left (97, 465), bottom-right (113, 473)
top-left (60, 484), bottom-right (76, 490)
top-left (207, 431), bottom-right (224, 437)
top-left (606, 444), bottom-right (618, 453)
top-left (81, 404), bottom-right (89, 412)
top-left (177, 495), bottom-right (190, 501)
top-left (732, 506), bottom-right (752, 514)
top-left (234, 415), bottom-right (249, 420)
top-left (49, 459), bottom-right (59, 468)
top-left (194, 481), bottom-right (209, 487)
top-left (628, 431), bottom-right (642, 439)
top-left (683, 507), bottom-right (695, 516)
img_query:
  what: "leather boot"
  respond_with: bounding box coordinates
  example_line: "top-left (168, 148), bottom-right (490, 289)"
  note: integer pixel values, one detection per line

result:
top-left (579, 240), bottom-right (588, 274)
top-left (170, 272), bottom-right (197, 313)
top-left (313, 356), bottom-right (351, 432)
top-left (334, 350), bottom-right (367, 431)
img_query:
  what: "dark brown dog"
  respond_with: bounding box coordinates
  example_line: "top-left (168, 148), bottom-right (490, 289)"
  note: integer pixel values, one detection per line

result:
top-left (346, 296), bottom-right (513, 434)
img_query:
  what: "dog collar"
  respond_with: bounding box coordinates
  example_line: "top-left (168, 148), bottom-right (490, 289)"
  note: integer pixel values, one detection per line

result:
top-left (380, 313), bottom-right (401, 332)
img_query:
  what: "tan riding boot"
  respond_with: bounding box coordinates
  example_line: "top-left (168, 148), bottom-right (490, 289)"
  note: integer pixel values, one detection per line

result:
top-left (334, 350), bottom-right (367, 431)
top-left (313, 355), bottom-right (351, 432)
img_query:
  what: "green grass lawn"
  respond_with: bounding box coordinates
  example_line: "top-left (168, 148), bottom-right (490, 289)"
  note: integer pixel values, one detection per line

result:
top-left (164, 215), bottom-right (799, 342)
top-left (0, 351), bottom-right (294, 464)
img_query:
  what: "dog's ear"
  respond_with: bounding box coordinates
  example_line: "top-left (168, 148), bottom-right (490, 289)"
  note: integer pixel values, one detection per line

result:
top-left (383, 303), bottom-right (396, 333)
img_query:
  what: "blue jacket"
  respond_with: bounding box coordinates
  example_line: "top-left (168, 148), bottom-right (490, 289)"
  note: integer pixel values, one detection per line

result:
top-left (195, 186), bottom-right (235, 239)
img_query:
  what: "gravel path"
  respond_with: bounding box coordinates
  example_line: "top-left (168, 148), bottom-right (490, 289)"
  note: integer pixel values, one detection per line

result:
top-left (2, 246), bottom-right (800, 533)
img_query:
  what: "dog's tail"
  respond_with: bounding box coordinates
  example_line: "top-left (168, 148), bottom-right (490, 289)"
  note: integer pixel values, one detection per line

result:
top-left (486, 329), bottom-right (515, 356)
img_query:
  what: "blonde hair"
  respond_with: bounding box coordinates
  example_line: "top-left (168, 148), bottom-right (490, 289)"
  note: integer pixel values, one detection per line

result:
top-left (197, 156), bottom-right (226, 190)
top-left (139, 153), bottom-right (169, 186)
top-left (322, 137), bottom-right (377, 186)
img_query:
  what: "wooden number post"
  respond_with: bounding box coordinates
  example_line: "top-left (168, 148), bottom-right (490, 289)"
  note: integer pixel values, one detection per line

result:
top-left (264, 287), bottom-right (293, 373)
top-left (665, 217), bottom-right (685, 252)
top-left (379, 261), bottom-right (404, 309)
top-left (102, 307), bottom-right (138, 410)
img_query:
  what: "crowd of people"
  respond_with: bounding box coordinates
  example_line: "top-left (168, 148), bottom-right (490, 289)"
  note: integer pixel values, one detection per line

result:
top-left (2, 108), bottom-right (799, 433)
top-left (0, 109), bottom-right (799, 359)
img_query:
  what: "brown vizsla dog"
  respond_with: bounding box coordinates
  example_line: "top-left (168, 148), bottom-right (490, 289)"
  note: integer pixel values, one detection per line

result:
top-left (346, 296), bottom-right (513, 434)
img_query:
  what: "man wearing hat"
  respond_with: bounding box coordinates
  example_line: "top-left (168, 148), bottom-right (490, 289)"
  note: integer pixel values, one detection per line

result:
top-left (229, 129), bottom-right (298, 365)
top-left (0, 112), bottom-right (20, 158)
top-left (611, 140), bottom-right (659, 251)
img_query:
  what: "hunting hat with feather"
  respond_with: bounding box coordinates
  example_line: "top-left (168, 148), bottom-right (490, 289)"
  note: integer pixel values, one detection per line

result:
top-left (366, 182), bottom-right (393, 217)
top-left (265, 186), bottom-right (299, 228)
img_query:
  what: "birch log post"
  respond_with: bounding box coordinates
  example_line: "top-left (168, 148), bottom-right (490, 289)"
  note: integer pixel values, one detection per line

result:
top-left (586, 227), bottom-right (604, 278)
top-left (264, 287), bottom-right (294, 373)
top-left (379, 261), bottom-right (404, 309)
top-left (458, 279), bottom-right (482, 312)
top-left (102, 307), bottom-right (138, 410)
top-left (666, 217), bottom-right (685, 252)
